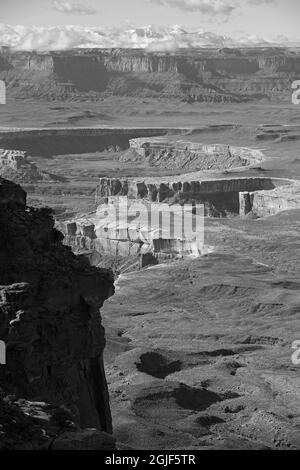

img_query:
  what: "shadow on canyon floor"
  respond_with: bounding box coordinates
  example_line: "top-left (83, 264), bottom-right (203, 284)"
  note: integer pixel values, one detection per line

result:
top-left (102, 210), bottom-right (300, 450)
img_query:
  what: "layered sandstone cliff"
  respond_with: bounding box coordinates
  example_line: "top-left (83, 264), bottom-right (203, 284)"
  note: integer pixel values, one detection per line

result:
top-left (1, 48), bottom-right (299, 102)
top-left (59, 198), bottom-right (208, 263)
top-left (0, 178), bottom-right (115, 449)
top-left (123, 138), bottom-right (264, 171)
top-left (240, 182), bottom-right (300, 217)
top-left (95, 176), bottom-right (278, 207)
top-left (60, 175), bottom-right (291, 265)
top-left (0, 148), bottom-right (57, 183)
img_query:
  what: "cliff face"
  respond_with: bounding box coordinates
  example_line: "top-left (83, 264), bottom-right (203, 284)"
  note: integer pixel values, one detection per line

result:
top-left (95, 176), bottom-right (278, 205)
top-left (1, 48), bottom-right (299, 102)
top-left (0, 178), bottom-right (115, 449)
top-left (240, 183), bottom-right (300, 217)
top-left (60, 175), bottom-right (292, 266)
top-left (0, 148), bottom-right (57, 183)
top-left (125, 138), bottom-right (264, 171)
top-left (5, 49), bottom-right (300, 75)
top-left (58, 198), bottom-right (208, 263)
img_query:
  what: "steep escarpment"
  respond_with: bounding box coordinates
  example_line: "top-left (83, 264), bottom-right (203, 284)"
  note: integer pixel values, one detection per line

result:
top-left (0, 178), bottom-right (115, 449)
top-left (58, 198), bottom-right (208, 265)
top-left (95, 176), bottom-right (281, 207)
top-left (1, 48), bottom-right (299, 102)
top-left (59, 175), bottom-right (294, 267)
top-left (0, 148), bottom-right (59, 183)
top-left (240, 182), bottom-right (300, 217)
top-left (123, 138), bottom-right (265, 171)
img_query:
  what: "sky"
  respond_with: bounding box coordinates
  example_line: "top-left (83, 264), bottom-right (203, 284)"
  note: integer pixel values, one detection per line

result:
top-left (0, 0), bottom-right (299, 50)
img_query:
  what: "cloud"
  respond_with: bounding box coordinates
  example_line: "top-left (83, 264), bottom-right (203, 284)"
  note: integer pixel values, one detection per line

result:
top-left (248, 0), bottom-right (276, 4)
top-left (0, 24), bottom-right (297, 52)
top-left (146, 0), bottom-right (237, 18)
top-left (146, 39), bottom-right (180, 52)
top-left (52, 0), bottom-right (97, 15)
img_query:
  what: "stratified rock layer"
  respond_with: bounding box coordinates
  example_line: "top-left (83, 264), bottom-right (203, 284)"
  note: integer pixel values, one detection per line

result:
top-left (0, 148), bottom-right (56, 183)
top-left (0, 177), bottom-right (115, 449)
top-left (95, 176), bottom-right (291, 218)
top-left (123, 139), bottom-right (264, 171)
top-left (61, 175), bottom-right (297, 267)
top-left (58, 198), bottom-right (209, 263)
top-left (1, 48), bottom-right (300, 102)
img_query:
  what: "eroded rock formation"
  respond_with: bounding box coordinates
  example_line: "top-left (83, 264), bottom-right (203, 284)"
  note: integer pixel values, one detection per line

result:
top-left (0, 148), bottom-right (57, 183)
top-left (240, 182), bottom-right (300, 217)
top-left (58, 198), bottom-right (209, 263)
top-left (95, 176), bottom-right (280, 209)
top-left (0, 178), bottom-right (115, 449)
top-left (123, 139), bottom-right (264, 171)
top-left (60, 175), bottom-right (296, 266)
top-left (1, 48), bottom-right (300, 102)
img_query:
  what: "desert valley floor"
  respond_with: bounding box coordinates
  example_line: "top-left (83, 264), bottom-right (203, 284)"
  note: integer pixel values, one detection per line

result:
top-left (1, 96), bottom-right (300, 450)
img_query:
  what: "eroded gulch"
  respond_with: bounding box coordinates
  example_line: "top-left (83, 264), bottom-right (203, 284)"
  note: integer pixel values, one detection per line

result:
top-left (1, 128), bottom-right (300, 263)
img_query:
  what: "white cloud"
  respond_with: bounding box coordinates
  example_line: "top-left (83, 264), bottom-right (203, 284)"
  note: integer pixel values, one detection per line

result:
top-left (0, 24), bottom-right (297, 52)
top-left (146, 39), bottom-right (180, 52)
top-left (146, 0), bottom-right (237, 18)
top-left (248, 0), bottom-right (276, 4)
top-left (52, 0), bottom-right (97, 15)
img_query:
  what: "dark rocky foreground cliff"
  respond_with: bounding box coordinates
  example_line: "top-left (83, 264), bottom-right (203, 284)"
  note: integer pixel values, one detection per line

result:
top-left (0, 178), bottom-right (115, 449)
top-left (1, 47), bottom-right (299, 102)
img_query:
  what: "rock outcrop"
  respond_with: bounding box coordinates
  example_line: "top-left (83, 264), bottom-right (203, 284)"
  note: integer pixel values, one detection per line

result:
top-left (60, 176), bottom-right (295, 267)
top-left (1, 48), bottom-right (300, 102)
top-left (58, 198), bottom-right (209, 263)
top-left (122, 138), bottom-right (265, 171)
top-left (0, 178), bottom-right (115, 449)
top-left (0, 148), bottom-right (57, 183)
top-left (95, 176), bottom-right (282, 214)
top-left (240, 182), bottom-right (300, 217)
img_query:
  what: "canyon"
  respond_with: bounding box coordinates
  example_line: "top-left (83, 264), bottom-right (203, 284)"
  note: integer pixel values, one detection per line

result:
top-left (2, 122), bottom-right (300, 265)
top-left (1, 47), bottom-right (300, 103)
top-left (0, 49), bottom-right (300, 449)
top-left (26, 129), bottom-right (298, 265)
